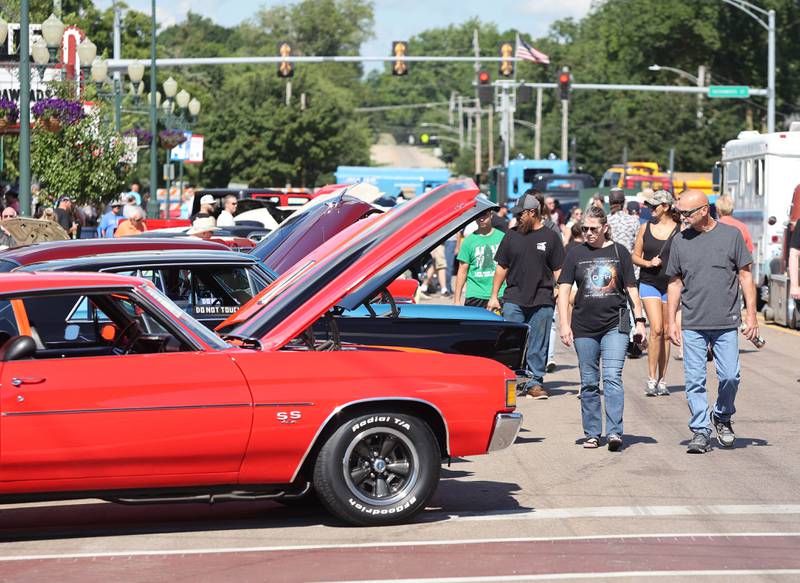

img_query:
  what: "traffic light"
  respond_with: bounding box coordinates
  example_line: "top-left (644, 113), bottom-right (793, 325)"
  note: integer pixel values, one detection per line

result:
top-left (558, 67), bottom-right (571, 100)
top-left (277, 42), bottom-right (294, 78)
top-left (499, 41), bottom-right (514, 77)
top-left (477, 70), bottom-right (493, 107)
top-left (392, 41), bottom-right (408, 76)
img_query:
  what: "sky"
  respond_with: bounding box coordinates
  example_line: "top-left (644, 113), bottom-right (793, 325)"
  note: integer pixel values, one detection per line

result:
top-left (95, 0), bottom-right (595, 59)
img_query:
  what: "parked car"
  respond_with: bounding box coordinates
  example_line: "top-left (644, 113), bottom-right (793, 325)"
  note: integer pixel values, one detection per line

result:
top-left (136, 225), bottom-right (263, 248)
top-left (0, 180), bottom-right (521, 526)
top-left (18, 250), bottom-right (527, 371)
top-left (0, 237), bottom-right (229, 273)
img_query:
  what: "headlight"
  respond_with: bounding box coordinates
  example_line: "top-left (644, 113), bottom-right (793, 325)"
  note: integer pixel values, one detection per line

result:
top-left (505, 378), bottom-right (517, 408)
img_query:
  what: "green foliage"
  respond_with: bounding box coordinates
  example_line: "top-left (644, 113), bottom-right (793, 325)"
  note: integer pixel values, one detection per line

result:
top-left (31, 109), bottom-right (129, 205)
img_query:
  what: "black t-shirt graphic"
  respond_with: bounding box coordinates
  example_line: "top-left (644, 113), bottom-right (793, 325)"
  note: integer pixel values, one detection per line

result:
top-left (559, 242), bottom-right (637, 338)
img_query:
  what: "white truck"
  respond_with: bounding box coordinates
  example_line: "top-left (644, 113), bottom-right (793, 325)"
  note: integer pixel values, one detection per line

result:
top-left (719, 126), bottom-right (800, 328)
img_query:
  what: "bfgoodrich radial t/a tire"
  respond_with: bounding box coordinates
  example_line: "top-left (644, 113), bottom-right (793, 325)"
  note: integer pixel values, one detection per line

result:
top-left (313, 412), bottom-right (440, 526)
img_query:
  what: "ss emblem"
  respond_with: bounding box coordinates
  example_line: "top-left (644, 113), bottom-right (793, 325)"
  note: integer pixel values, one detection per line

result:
top-left (277, 410), bottom-right (302, 424)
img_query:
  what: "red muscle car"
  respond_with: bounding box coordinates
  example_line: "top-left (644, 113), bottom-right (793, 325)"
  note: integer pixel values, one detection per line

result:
top-left (0, 180), bottom-right (521, 526)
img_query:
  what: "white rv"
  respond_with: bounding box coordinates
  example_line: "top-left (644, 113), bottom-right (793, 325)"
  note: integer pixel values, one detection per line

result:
top-left (720, 127), bottom-right (800, 301)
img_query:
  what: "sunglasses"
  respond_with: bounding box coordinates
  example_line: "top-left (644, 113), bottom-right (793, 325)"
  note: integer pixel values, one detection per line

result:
top-left (2, 213), bottom-right (15, 218)
top-left (581, 225), bottom-right (602, 233)
top-left (677, 204), bottom-right (707, 218)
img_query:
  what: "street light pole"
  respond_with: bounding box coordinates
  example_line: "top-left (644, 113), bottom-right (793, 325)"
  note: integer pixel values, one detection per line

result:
top-left (19, 0), bottom-right (31, 216)
top-left (721, 0), bottom-right (776, 133)
top-left (149, 0), bottom-right (158, 217)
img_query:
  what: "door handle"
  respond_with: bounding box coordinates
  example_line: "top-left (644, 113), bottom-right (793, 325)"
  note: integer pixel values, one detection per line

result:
top-left (11, 377), bottom-right (46, 387)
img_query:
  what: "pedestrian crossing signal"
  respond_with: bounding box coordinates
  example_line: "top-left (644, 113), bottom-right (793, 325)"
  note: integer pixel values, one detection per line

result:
top-left (499, 42), bottom-right (514, 77)
top-left (392, 41), bottom-right (408, 76)
top-left (278, 42), bottom-right (294, 78)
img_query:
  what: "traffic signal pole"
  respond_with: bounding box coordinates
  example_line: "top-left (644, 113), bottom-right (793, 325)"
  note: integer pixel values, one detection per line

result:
top-left (561, 99), bottom-right (568, 162)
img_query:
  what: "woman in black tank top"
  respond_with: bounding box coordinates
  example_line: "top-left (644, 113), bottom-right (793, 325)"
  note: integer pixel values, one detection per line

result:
top-left (632, 190), bottom-right (679, 396)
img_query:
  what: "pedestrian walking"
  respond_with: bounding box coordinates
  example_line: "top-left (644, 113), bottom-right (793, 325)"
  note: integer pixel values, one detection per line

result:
top-left (453, 209), bottom-right (506, 308)
top-left (97, 199), bottom-right (124, 238)
top-left (557, 206), bottom-right (646, 451)
top-left (716, 195), bottom-right (754, 253)
top-left (607, 187), bottom-right (640, 252)
top-left (666, 190), bottom-right (758, 454)
top-left (487, 192), bottom-right (565, 399)
top-left (631, 189), bottom-right (679, 396)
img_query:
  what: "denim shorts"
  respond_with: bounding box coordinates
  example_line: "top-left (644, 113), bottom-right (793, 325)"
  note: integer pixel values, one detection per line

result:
top-left (639, 282), bottom-right (667, 302)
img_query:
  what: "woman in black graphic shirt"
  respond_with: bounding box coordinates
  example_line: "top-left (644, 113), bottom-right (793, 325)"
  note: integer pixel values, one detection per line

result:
top-left (556, 207), bottom-right (646, 451)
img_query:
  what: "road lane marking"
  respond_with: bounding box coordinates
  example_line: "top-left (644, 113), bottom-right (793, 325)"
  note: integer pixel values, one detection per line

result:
top-left (429, 503), bottom-right (800, 522)
top-left (1, 531), bottom-right (799, 562)
top-left (328, 570), bottom-right (800, 583)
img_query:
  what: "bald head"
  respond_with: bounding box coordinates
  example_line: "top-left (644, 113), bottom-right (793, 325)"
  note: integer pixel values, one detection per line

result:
top-left (680, 190), bottom-right (708, 209)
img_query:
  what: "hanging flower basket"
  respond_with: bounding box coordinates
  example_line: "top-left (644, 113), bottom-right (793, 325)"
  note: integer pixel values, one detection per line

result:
top-left (124, 127), bottom-right (153, 148)
top-left (40, 117), bottom-right (62, 132)
top-left (159, 129), bottom-right (188, 149)
top-left (32, 98), bottom-right (85, 131)
top-left (0, 98), bottom-right (19, 131)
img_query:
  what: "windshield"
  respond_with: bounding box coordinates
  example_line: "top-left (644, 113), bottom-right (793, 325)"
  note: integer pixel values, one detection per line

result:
top-left (141, 284), bottom-right (230, 350)
top-left (0, 259), bottom-right (20, 272)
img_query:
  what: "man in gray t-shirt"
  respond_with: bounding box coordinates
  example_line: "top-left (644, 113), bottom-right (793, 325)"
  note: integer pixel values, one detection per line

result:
top-left (666, 191), bottom-right (758, 454)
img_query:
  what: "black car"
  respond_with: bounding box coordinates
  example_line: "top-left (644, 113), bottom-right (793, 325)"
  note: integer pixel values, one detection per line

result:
top-left (20, 249), bottom-right (529, 371)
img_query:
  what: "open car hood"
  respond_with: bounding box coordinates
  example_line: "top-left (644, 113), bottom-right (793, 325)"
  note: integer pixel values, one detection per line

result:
top-left (219, 180), bottom-right (494, 350)
top-left (2, 218), bottom-right (70, 245)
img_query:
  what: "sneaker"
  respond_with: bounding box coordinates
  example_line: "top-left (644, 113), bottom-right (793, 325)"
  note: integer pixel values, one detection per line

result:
top-left (687, 432), bottom-right (712, 454)
top-left (656, 380), bottom-right (670, 396)
top-left (711, 412), bottom-right (736, 448)
top-left (440, 290), bottom-right (452, 298)
top-left (645, 378), bottom-right (658, 397)
top-left (526, 386), bottom-right (549, 400)
top-left (546, 361), bottom-right (556, 373)
top-left (607, 434), bottom-right (623, 451)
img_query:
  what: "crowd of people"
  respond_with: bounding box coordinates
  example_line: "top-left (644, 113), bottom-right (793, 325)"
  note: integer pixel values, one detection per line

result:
top-left (445, 186), bottom-right (759, 454)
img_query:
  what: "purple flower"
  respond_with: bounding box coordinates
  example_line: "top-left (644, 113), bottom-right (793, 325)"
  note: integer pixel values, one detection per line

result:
top-left (32, 98), bottom-right (86, 125)
top-left (159, 129), bottom-right (188, 147)
top-left (0, 98), bottom-right (19, 123)
top-left (124, 127), bottom-right (153, 145)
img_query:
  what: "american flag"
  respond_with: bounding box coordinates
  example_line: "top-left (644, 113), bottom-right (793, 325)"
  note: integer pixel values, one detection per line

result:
top-left (515, 35), bottom-right (550, 65)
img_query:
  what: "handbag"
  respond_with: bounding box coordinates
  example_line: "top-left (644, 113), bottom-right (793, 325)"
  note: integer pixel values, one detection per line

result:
top-left (614, 243), bottom-right (637, 336)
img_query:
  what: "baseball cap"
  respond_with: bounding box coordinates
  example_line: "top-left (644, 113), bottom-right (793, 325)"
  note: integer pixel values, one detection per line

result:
top-left (643, 189), bottom-right (675, 206)
top-left (509, 194), bottom-right (541, 215)
top-left (57, 195), bottom-right (72, 205)
top-left (200, 194), bottom-right (217, 205)
top-left (626, 200), bottom-right (640, 213)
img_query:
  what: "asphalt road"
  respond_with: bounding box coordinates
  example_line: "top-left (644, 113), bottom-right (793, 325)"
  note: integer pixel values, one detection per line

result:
top-left (1, 315), bottom-right (799, 582)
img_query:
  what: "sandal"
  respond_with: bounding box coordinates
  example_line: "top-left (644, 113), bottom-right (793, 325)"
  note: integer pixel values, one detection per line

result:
top-left (583, 437), bottom-right (600, 449)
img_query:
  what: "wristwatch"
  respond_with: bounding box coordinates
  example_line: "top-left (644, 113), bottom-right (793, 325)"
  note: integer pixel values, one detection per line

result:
top-left (634, 317), bottom-right (646, 324)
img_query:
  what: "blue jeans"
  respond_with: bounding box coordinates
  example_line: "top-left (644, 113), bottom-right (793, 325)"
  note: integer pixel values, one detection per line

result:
top-left (502, 302), bottom-right (554, 386)
top-left (682, 328), bottom-right (740, 436)
top-left (574, 328), bottom-right (628, 438)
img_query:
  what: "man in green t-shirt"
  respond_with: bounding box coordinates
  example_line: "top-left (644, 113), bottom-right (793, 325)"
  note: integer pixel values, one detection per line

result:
top-left (454, 210), bottom-right (506, 308)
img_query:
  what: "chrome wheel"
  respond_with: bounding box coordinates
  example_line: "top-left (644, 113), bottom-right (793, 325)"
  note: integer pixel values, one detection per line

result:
top-left (342, 427), bottom-right (418, 506)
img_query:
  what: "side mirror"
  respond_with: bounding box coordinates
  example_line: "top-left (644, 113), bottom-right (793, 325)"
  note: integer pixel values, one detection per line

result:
top-left (0, 335), bottom-right (37, 361)
top-left (768, 216), bottom-right (777, 226)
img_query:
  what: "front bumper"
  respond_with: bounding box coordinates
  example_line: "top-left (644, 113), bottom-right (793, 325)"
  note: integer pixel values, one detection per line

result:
top-left (487, 412), bottom-right (523, 452)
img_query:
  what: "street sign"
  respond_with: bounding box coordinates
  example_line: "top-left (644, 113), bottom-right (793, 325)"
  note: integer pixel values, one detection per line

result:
top-left (169, 131), bottom-right (194, 161)
top-left (162, 163), bottom-right (174, 181)
top-left (708, 85), bottom-right (750, 99)
top-left (187, 134), bottom-right (204, 163)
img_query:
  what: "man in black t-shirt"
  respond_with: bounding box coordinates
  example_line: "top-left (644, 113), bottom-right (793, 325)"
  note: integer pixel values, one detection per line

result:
top-left (488, 193), bottom-right (565, 399)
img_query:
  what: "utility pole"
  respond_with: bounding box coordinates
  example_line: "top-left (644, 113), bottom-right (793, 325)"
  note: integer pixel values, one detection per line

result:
top-left (487, 107), bottom-right (494, 168)
top-left (534, 87), bottom-right (542, 159)
top-left (696, 64), bottom-right (706, 129)
top-left (458, 95), bottom-right (464, 149)
top-left (475, 108), bottom-right (482, 182)
top-left (560, 98), bottom-right (568, 162)
top-left (113, 5), bottom-right (122, 132)
top-left (149, 0), bottom-right (158, 217)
